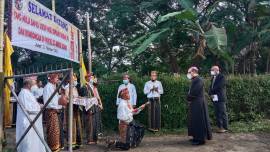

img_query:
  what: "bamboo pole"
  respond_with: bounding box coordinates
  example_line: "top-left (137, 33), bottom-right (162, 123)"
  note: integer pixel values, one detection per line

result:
top-left (52, 0), bottom-right (56, 12)
top-left (0, 0), bottom-right (5, 151)
top-left (86, 12), bottom-right (92, 73)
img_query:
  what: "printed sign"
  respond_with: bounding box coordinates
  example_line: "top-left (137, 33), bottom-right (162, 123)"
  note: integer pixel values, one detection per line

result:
top-left (10, 0), bottom-right (81, 62)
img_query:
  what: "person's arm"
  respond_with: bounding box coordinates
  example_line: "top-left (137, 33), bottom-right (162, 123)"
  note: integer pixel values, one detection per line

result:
top-left (144, 82), bottom-right (151, 95)
top-left (95, 88), bottom-right (103, 110)
top-left (43, 86), bottom-right (49, 104)
top-left (116, 86), bottom-right (121, 105)
top-left (212, 75), bottom-right (225, 94)
top-left (158, 81), bottom-right (164, 95)
top-left (132, 85), bottom-right (137, 106)
top-left (20, 92), bottom-right (39, 114)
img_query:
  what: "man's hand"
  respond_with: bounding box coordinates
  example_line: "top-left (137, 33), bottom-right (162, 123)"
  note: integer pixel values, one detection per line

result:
top-left (140, 104), bottom-right (146, 110)
top-left (98, 104), bottom-right (103, 110)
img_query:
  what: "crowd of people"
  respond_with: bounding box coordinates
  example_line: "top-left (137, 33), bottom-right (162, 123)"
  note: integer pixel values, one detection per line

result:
top-left (15, 65), bottom-right (228, 152)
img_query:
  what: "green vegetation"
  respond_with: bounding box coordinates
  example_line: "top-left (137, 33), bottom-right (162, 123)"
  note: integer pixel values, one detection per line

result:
top-left (99, 74), bottom-right (270, 131)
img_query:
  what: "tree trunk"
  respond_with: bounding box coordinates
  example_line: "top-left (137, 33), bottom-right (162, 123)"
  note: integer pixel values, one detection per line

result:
top-left (168, 52), bottom-right (180, 74)
top-left (266, 50), bottom-right (270, 73)
top-left (160, 40), bottom-right (180, 74)
top-left (250, 43), bottom-right (257, 76)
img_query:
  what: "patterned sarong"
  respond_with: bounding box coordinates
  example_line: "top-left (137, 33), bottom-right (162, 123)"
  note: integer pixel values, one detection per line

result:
top-left (46, 109), bottom-right (61, 152)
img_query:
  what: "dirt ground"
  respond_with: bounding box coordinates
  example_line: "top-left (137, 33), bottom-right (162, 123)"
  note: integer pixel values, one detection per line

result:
top-left (4, 128), bottom-right (270, 152)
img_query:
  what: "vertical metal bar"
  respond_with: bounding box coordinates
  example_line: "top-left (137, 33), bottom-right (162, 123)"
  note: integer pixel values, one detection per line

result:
top-left (0, 73), bottom-right (4, 151)
top-left (86, 12), bottom-right (92, 73)
top-left (68, 69), bottom-right (73, 152)
top-left (52, 0), bottom-right (56, 12)
top-left (6, 82), bottom-right (52, 152)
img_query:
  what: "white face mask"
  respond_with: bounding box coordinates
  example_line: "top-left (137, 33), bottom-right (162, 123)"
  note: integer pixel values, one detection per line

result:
top-left (89, 79), bottom-right (94, 85)
top-left (73, 81), bottom-right (78, 87)
top-left (210, 71), bottom-right (216, 76)
top-left (187, 73), bottom-right (192, 80)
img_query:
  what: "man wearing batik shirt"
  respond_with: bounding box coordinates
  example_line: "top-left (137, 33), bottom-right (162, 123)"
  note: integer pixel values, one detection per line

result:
top-left (144, 71), bottom-right (163, 132)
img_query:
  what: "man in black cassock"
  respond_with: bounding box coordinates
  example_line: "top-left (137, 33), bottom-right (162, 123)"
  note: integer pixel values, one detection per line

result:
top-left (186, 67), bottom-right (212, 145)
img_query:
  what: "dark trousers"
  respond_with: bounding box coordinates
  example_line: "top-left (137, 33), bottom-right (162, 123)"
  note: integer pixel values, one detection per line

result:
top-left (213, 102), bottom-right (228, 130)
top-left (148, 98), bottom-right (161, 130)
top-left (58, 110), bottom-right (65, 148)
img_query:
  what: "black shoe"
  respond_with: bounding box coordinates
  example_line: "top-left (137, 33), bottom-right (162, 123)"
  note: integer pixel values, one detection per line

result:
top-left (189, 139), bottom-right (198, 142)
top-left (191, 140), bottom-right (205, 145)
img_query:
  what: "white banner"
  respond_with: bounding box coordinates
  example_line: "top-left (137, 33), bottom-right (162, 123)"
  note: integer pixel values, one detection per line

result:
top-left (10, 0), bottom-right (81, 63)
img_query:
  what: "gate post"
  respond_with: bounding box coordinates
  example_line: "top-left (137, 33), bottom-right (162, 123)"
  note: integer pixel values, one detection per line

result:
top-left (0, 73), bottom-right (4, 151)
top-left (0, 0), bottom-right (5, 151)
top-left (68, 69), bottom-right (73, 152)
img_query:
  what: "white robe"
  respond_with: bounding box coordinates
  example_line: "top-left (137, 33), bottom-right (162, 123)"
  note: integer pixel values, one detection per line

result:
top-left (16, 88), bottom-right (46, 152)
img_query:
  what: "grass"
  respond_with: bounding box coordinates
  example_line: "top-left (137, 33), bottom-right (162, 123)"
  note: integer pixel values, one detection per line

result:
top-left (144, 119), bottom-right (270, 136)
top-left (229, 119), bottom-right (270, 133)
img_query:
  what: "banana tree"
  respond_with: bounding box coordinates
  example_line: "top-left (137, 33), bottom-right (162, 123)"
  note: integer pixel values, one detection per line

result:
top-left (131, 0), bottom-right (232, 72)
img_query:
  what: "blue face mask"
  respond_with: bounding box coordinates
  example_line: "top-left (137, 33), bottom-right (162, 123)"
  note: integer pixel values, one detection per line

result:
top-left (123, 80), bottom-right (129, 85)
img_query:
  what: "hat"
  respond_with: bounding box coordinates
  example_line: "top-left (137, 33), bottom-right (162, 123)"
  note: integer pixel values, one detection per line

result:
top-left (118, 88), bottom-right (129, 99)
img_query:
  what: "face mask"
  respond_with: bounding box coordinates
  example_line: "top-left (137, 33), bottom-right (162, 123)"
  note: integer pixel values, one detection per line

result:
top-left (210, 71), bottom-right (216, 76)
top-left (123, 80), bottom-right (129, 85)
top-left (73, 81), bottom-right (78, 87)
top-left (89, 79), bottom-right (94, 85)
top-left (187, 73), bottom-right (192, 80)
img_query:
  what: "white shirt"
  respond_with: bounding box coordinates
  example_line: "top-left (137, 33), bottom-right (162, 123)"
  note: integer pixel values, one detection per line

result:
top-left (116, 83), bottom-right (137, 106)
top-left (16, 88), bottom-right (46, 152)
top-left (117, 99), bottom-right (133, 123)
top-left (43, 82), bottom-right (62, 109)
top-left (144, 80), bottom-right (164, 98)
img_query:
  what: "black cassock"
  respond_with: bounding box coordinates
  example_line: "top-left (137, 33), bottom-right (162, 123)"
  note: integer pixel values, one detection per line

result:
top-left (187, 76), bottom-right (212, 141)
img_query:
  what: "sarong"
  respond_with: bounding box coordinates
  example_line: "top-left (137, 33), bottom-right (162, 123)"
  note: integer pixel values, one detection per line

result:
top-left (148, 98), bottom-right (161, 130)
top-left (86, 105), bottom-right (102, 143)
top-left (46, 109), bottom-right (61, 152)
top-left (72, 105), bottom-right (83, 146)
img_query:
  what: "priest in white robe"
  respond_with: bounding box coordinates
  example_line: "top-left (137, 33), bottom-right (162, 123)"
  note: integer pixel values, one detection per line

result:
top-left (16, 77), bottom-right (46, 152)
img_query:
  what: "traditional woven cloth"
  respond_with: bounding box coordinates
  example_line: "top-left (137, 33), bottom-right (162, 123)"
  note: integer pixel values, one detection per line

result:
top-left (46, 109), bottom-right (61, 152)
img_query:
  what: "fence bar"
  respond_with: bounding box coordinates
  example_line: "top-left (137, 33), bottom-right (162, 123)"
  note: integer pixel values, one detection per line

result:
top-left (6, 82), bottom-right (52, 152)
top-left (68, 69), bottom-right (73, 152)
top-left (4, 69), bottom-right (71, 79)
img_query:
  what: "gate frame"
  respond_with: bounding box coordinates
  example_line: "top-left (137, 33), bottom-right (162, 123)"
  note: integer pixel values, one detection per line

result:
top-left (4, 68), bottom-right (74, 152)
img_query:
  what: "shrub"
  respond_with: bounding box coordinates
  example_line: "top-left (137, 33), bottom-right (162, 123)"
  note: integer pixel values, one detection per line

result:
top-left (98, 74), bottom-right (270, 130)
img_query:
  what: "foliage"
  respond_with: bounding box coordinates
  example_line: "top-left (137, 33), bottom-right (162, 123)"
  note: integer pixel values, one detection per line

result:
top-left (99, 74), bottom-right (270, 130)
